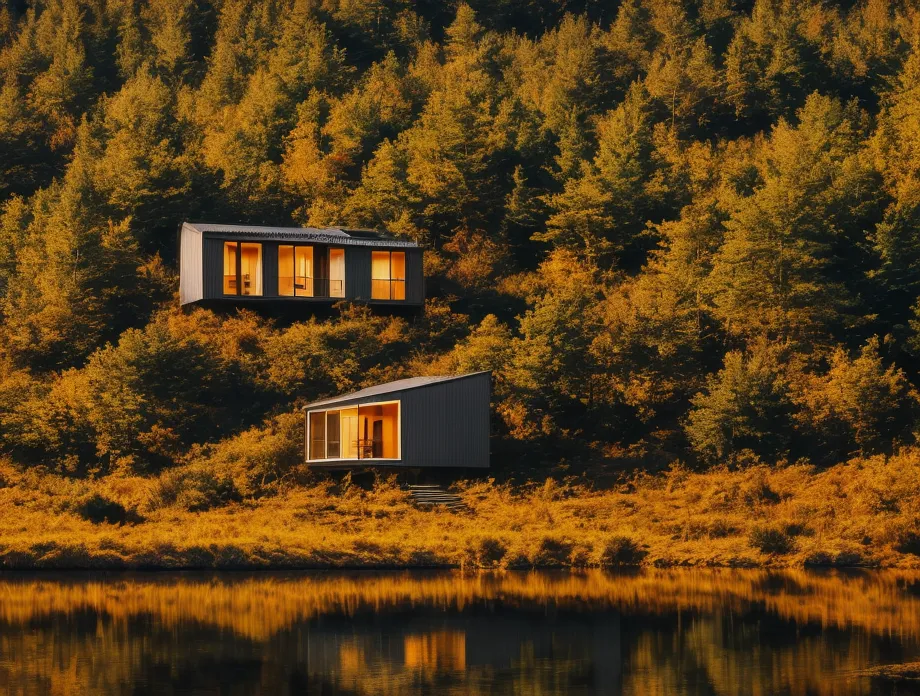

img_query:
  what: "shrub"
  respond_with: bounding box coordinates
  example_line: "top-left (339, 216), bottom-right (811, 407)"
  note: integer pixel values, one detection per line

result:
top-left (600, 535), bottom-right (645, 566)
top-left (749, 525), bottom-right (795, 555)
top-left (190, 412), bottom-right (304, 498)
top-left (896, 529), bottom-right (920, 556)
top-left (475, 537), bottom-right (507, 566)
top-left (531, 536), bottom-right (573, 567)
top-left (708, 518), bottom-right (738, 538)
top-left (174, 471), bottom-right (239, 512)
top-left (147, 467), bottom-right (240, 512)
top-left (74, 494), bottom-right (128, 524)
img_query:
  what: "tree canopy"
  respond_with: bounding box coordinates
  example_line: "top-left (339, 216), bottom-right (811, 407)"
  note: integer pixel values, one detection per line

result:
top-left (2, 0), bottom-right (920, 476)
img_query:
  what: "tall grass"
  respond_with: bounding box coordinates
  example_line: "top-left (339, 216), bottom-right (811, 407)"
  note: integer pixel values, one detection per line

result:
top-left (0, 448), bottom-right (919, 569)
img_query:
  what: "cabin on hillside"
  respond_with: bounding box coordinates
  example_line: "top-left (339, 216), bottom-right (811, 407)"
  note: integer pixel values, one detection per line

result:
top-left (178, 222), bottom-right (423, 308)
top-left (302, 372), bottom-right (491, 469)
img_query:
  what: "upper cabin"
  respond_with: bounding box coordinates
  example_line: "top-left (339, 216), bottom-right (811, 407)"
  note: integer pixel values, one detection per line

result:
top-left (178, 222), bottom-right (423, 308)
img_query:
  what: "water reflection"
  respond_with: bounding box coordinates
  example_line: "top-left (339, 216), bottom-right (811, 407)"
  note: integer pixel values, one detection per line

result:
top-left (0, 569), bottom-right (918, 695)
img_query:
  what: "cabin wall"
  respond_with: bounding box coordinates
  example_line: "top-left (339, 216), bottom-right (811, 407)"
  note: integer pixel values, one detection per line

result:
top-left (262, 241), bottom-right (279, 298)
top-left (179, 225), bottom-right (203, 305)
top-left (202, 236), bottom-right (224, 299)
top-left (406, 249), bottom-right (425, 304)
top-left (347, 247), bottom-right (371, 300)
top-left (401, 374), bottom-right (490, 468)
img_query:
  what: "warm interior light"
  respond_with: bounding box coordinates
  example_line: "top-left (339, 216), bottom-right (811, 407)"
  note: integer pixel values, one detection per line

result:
top-left (307, 401), bottom-right (400, 460)
top-left (329, 249), bottom-right (345, 298)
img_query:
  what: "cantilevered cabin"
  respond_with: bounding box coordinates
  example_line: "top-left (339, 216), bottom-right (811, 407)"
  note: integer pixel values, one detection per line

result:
top-left (302, 372), bottom-right (491, 469)
top-left (178, 222), bottom-right (423, 307)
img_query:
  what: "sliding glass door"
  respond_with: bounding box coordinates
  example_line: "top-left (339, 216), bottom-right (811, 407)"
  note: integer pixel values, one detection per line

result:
top-left (307, 401), bottom-right (400, 461)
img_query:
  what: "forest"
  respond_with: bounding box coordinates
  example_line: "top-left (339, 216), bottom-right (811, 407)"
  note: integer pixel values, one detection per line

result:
top-left (2, 0), bottom-right (920, 568)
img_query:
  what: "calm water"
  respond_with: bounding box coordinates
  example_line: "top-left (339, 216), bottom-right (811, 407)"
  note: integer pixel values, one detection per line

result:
top-left (0, 569), bottom-right (919, 695)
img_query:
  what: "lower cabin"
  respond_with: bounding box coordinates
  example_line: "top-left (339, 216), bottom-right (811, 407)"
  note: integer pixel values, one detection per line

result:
top-left (302, 372), bottom-right (491, 470)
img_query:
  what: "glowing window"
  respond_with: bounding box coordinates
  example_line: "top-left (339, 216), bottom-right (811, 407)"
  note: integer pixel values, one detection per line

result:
top-left (223, 242), bottom-right (262, 296)
top-left (371, 251), bottom-right (406, 300)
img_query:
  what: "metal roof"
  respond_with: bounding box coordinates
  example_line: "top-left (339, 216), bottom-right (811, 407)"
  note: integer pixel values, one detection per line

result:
top-left (302, 372), bottom-right (491, 409)
top-left (181, 222), bottom-right (419, 248)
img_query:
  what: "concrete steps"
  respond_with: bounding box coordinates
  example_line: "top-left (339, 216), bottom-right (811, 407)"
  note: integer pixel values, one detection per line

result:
top-left (405, 484), bottom-right (469, 513)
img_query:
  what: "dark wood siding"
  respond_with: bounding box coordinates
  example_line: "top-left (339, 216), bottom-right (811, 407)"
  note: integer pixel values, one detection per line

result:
top-left (203, 237), bottom-right (224, 299)
top-left (406, 249), bottom-right (424, 304)
top-left (347, 247), bottom-right (371, 300)
top-left (179, 226), bottom-right (203, 304)
top-left (262, 241), bottom-right (278, 298)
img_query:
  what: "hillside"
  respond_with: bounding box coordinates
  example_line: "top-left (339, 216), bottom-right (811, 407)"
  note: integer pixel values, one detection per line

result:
top-left (2, 2), bottom-right (920, 563)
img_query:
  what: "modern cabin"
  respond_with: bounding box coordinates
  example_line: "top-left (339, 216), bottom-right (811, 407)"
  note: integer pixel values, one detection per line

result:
top-left (302, 372), bottom-right (491, 469)
top-left (178, 222), bottom-right (423, 308)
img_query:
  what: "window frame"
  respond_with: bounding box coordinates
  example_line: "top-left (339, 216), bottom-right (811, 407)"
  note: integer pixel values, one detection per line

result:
top-left (305, 400), bottom-right (401, 462)
top-left (222, 241), bottom-right (263, 297)
top-left (371, 250), bottom-right (406, 301)
top-left (328, 247), bottom-right (346, 298)
top-left (278, 244), bottom-right (316, 297)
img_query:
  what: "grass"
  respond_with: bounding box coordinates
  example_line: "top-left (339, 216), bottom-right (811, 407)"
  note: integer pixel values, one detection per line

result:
top-left (1, 448), bottom-right (920, 570)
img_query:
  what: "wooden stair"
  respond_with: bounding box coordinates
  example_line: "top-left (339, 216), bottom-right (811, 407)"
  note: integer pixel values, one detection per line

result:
top-left (405, 484), bottom-right (469, 513)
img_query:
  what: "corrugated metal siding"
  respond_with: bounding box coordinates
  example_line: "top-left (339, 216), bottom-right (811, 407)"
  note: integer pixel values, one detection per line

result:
top-left (402, 372), bottom-right (490, 468)
top-left (347, 247), bottom-right (371, 300)
top-left (179, 225), bottom-right (203, 305)
top-left (407, 249), bottom-right (424, 304)
top-left (262, 241), bottom-right (279, 298)
top-left (203, 237), bottom-right (224, 299)
top-left (303, 372), bottom-right (490, 468)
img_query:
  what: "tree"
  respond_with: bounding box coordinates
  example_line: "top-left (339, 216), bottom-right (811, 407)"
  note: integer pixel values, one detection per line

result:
top-left (685, 342), bottom-right (795, 464)
top-left (505, 250), bottom-right (606, 440)
top-left (540, 82), bottom-right (656, 261)
top-left (707, 93), bottom-right (881, 345)
top-left (793, 338), bottom-right (917, 459)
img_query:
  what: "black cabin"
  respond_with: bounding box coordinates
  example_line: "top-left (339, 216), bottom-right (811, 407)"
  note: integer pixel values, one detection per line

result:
top-left (179, 222), bottom-right (423, 308)
top-left (302, 372), bottom-right (491, 469)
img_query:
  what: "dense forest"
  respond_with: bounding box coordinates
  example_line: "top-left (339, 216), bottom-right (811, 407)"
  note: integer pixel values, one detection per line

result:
top-left (2, 0), bottom-right (920, 483)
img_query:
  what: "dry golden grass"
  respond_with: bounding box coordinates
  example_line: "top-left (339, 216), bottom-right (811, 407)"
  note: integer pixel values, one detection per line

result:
top-left (0, 448), bottom-right (919, 570)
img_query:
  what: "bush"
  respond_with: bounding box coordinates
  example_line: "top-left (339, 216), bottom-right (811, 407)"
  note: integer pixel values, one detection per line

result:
top-left (896, 529), bottom-right (920, 556)
top-left (74, 494), bottom-right (129, 524)
top-left (190, 412), bottom-right (304, 498)
top-left (749, 525), bottom-right (795, 555)
top-left (147, 467), bottom-right (240, 512)
top-left (530, 536), bottom-right (573, 567)
top-left (175, 471), bottom-right (239, 512)
top-left (475, 537), bottom-right (507, 566)
top-left (600, 535), bottom-right (645, 566)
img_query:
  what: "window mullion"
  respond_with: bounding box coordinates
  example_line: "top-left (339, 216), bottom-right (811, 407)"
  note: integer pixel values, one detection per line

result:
top-left (235, 242), bottom-right (241, 295)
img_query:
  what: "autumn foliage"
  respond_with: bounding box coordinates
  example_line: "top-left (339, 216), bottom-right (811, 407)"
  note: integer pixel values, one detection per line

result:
top-left (2, 0), bottom-right (920, 566)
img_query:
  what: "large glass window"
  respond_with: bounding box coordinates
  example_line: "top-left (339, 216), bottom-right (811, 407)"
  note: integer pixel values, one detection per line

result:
top-left (371, 251), bottom-right (406, 300)
top-left (223, 242), bottom-right (238, 295)
top-left (223, 241), bottom-right (262, 296)
top-left (307, 401), bottom-right (400, 461)
top-left (329, 248), bottom-right (345, 298)
top-left (279, 245), bottom-right (315, 297)
top-left (309, 412), bottom-right (325, 460)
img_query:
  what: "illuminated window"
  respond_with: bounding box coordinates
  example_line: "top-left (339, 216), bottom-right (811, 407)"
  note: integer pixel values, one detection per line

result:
top-left (279, 245), bottom-right (314, 297)
top-left (329, 248), bottom-right (345, 298)
top-left (371, 251), bottom-right (406, 300)
top-left (223, 242), bottom-right (262, 296)
top-left (307, 401), bottom-right (400, 460)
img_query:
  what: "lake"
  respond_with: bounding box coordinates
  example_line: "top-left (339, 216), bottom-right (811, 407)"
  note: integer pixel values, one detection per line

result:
top-left (0, 569), bottom-right (918, 695)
